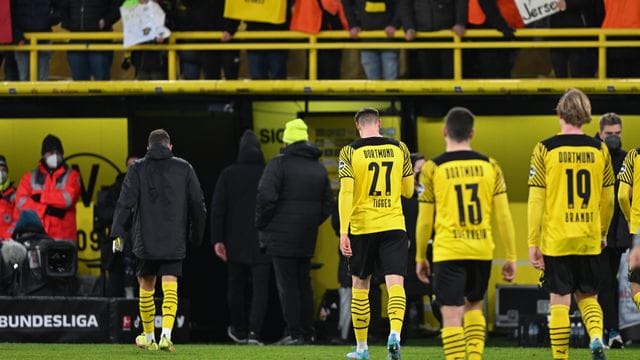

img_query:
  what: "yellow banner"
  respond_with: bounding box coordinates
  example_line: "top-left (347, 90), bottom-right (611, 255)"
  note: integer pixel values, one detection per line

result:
top-left (0, 118), bottom-right (128, 276)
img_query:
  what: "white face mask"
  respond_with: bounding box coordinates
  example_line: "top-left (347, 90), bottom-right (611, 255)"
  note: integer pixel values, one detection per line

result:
top-left (45, 154), bottom-right (61, 169)
top-left (0, 171), bottom-right (7, 183)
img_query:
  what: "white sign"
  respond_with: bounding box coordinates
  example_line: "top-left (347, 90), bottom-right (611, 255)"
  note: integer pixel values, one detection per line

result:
top-left (120, 1), bottom-right (171, 48)
top-left (619, 250), bottom-right (640, 329)
top-left (515, 0), bottom-right (561, 24)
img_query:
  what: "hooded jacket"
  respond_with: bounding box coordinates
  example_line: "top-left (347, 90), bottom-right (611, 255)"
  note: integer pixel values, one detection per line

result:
top-left (110, 144), bottom-right (207, 260)
top-left (399, 0), bottom-right (467, 32)
top-left (255, 141), bottom-right (333, 258)
top-left (0, 184), bottom-right (16, 239)
top-left (60, 0), bottom-right (121, 32)
top-left (211, 130), bottom-right (270, 264)
top-left (14, 161), bottom-right (81, 241)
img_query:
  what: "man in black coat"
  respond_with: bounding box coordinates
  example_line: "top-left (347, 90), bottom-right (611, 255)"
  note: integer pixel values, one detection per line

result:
top-left (255, 119), bottom-right (333, 345)
top-left (111, 129), bottom-right (206, 352)
top-left (212, 129), bottom-right (271, 345)
top-left (594, 113), bottom-right (631, 348)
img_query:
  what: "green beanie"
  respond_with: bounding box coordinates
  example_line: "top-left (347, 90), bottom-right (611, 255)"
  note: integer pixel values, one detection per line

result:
top-left (283, 118), bottom-right (309, 144)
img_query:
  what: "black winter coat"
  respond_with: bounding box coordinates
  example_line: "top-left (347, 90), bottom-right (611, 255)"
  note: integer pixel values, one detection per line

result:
top-left (110, 145), bottom-right (207, 260)
top-left (343, 0), bottom-right (400, 30)
top-left (211, 130), bottom-right (270, 264)
top-left (11, 0), bottom-right (61, 42)
top-left (550, 0), bottom-right (604, 28)
top-left (399, 0), bottom-right (467, 32)
top-left (60, 0), bottom-right (121, 31)
top-left (176, 0), bottom-right (239, 32)
top-left (255, 141), bottom-right (333, 258)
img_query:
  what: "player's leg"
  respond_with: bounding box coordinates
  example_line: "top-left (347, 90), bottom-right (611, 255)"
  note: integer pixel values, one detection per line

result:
top-left (158, 261), bottom-right (182, 352)
top-left (346, 233), bottom-right (373, 360)
top-left (380, 230), bottom-right (409, 360)
top-left (630, 245), bottom-right (640, 309)
top-left (576, 254), bottom-right (607, 359)
top-left (433, 261), bottom-right (466, 360)
top-left (541, 256), bottom-right (572, 359)
top-left (136, 266), bottom-right (158, 350)
top-left (462, 261), bottom-right (492, 360)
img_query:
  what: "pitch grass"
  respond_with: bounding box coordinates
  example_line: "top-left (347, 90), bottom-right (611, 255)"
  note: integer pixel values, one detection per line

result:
top-left (0, 344), bottom-right (639, 359)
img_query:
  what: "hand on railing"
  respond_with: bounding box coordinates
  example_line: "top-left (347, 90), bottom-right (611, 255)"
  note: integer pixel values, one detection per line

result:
top-left (557, 0), bottom-right (567, 11)
top-left (404, 29), bottom-right (416, 41)
top-left (221, 31), bottom-right (233, 42)
top-left (99, 18), bottom-right (105, 30)
top-left (384, 26), bottom-right (396, 39)
top-left (349, 27), bottom-right (361, 39)
top-left (452, 24), bottom-right (466, 38)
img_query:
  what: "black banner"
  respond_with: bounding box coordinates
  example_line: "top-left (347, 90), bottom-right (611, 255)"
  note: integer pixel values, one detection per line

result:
top-left (0, 296), bottom-right (110, 342)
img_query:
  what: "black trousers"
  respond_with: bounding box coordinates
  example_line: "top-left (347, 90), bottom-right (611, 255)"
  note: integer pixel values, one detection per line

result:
top-left (408, 49), bottom-right (453, 79)
top-left (228, 262), bottom-right (271, 336)
top-left (550, 48), bottom-right (597, 78)
top-left (598, 247), bottom-right (625, 332)
top-left (272, 256), bottom-right (314, 339)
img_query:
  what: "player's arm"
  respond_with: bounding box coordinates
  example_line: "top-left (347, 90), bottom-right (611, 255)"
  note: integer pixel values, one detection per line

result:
top-left (338, 177), bottom-right (354, 236)
top-left (527, 143), bottom-right (546, 269)
top-left (415, 162), bottom-right (435, 283)
top-left (600, 146), bottom-right (616, 239)
top-left (494, 193), bottom-right (517, 262)
top-left (400, 142), bottom-right (414, 198)
top-left (618, 182), bottom-right (632, 222)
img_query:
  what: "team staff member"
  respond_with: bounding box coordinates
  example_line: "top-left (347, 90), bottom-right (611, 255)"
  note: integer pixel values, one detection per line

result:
top-left (528, 88), bottom-right (614, 360)
top-left (415, 107), bottom-right (517, 360)
top-left (14, 134), bottom-right (81, 241)
top-left (618, 146), bottom-right (640, 310)
top-left (0, 156), bottom-right (16, 239)
top-left (338, 107), bottom-right (413, 360)
top-left (111, 129), bottom-right (206, 352)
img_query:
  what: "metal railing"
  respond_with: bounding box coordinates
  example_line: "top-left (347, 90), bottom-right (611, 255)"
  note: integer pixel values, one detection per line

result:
top-left (0, 28), bottom-right (639, 95)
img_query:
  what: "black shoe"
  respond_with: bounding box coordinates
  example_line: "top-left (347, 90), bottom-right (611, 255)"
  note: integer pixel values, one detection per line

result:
top-left (227, 326), bottom-right (247, 344)
top-left (273, 335), bottom-right (305, 345)
top-left (247, 332), bottom-right (264, 346)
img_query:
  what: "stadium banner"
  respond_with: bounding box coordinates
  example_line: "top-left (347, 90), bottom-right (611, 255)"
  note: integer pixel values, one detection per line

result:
top-left (0, 296), bottom-right (110, 342)
top-left (619, 251), bottom-right (640, 329)
top-left (223, 0), bottom-right (286, 25)
top-left (514, 0), bottom-right (560, 24)
top-left (109, 298), bottom-right (190, 343)
top-left (0, 118), bottom-right (128, 276)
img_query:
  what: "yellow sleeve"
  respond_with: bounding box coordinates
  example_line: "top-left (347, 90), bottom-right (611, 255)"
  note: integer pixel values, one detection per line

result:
top-left (494, 192), bottom-right (517, 262)
top-left (338, 177), bottom-right (354, 235)
top-left (416, 201), bottom-right (434, 262)
top-left (600, 185), bottom-right (614, 238)
top-left (618, 181), bottom-right (632, 223)
top-left (402, 175), bottom-right (414, 199)
top-left (400, 142), bottom-right (414, 198)
top-left (527, 186), bottom-right (545, 248)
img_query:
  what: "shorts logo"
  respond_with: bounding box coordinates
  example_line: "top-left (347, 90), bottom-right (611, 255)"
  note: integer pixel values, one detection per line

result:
top-left (338, 160), bottom-right (345, 171)
top-left (529, 166), bottom-right (536, 179)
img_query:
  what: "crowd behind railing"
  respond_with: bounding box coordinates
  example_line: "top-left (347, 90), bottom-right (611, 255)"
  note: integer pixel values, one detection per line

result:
top-left (0, 0), bottom-right (639, 82)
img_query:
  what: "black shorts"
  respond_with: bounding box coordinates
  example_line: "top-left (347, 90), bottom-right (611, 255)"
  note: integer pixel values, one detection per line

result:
top-left (541, 255), bottom-right (602, 296)
top-left (137, 259), bottom-right (183, 277)
top-left (432, 260), bottom-right (491, 306)
top-left (348, 230), bottom-right (408, 279)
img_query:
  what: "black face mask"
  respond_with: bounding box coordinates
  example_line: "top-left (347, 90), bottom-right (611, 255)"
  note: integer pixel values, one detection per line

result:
top-left (604, 135), bottom-right (621, 151)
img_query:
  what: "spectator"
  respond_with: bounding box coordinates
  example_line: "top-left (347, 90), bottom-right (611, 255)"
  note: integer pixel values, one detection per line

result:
top-left (465, 0), bottom-right (524, 78)
top-left (594, 113), bottom-right (630, 349)
top-left (175, 0), bottom-right (240, 80)
top-left (110, 129), bottom-right (207, 352)
top-left (344, 0), bottom-right (401, 80)
top-left (0, 156), bottom-right (16, 239)
top-left (399, 0), bottom-right (467, 79)
top-left (212, 130), bottom-right (271, 345)
top-left (0, 52), bottom-right (19, 80)
top-left (14, 134), bottom-right (81, 241)
top-left (60, 0), bottom-right (121, 80)
top-left (10, 0), bottom-right (61, 81)
top-left (330, 198), bottom-right (353, 344)
top-left (255, 119), bottom-right (333, 345)
top-left (95, 155), bottom-right (139, 298)
top-left (602, 0), bottom-right (640, 78)
top-left (549, 0), bottom-right (603, 78)
top-left (290, 0), bottom-right (349, 79)
top-left (130, 0), bottom-right (175, 80)
top-left (245, 0), bottom-right (293, 80)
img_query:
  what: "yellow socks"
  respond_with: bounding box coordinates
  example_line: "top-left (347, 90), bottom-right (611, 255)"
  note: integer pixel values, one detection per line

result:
top-left (442, 326), bottom-right (466, 360)
top-left (578, 297), bottom-right (603, 342)
top-left (139, 287), bottom-right (156, 340)
top-left (161, 281), bottom-right (178, 340)
top-left (463, 310), bottom-right (486, 360)
top-left (387, 285), bottom-right (406, 338)
top-left (634, 292), bottom-right (640, 310)
top-left (351, 288), bottom-right (370, 352)
top-left (549, 304), bottom-right (570, 359)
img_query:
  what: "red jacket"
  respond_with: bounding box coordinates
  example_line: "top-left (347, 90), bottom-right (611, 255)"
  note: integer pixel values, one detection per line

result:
top-left (14, 162), bottom-right (81, 241)
top-left (602, 0), bottom-right (640, 28)
top-left (290, 0), bottom-right (348, 34)
top-left (0, 185), bottom-right (16, 239)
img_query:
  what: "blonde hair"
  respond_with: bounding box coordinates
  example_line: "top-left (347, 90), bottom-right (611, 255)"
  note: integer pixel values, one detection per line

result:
top-left (556, 88), bottom-right (592, 127)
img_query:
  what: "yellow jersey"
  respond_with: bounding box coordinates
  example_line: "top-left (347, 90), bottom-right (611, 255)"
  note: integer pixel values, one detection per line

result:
top-left (338, 137), bottom-right (413, 235)
top-left (528, 134), bottom-right (615, 256)
top-left (418, 151), bottom-right (507, 262)
top-left (618, 148), bottom-right (640, 234)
